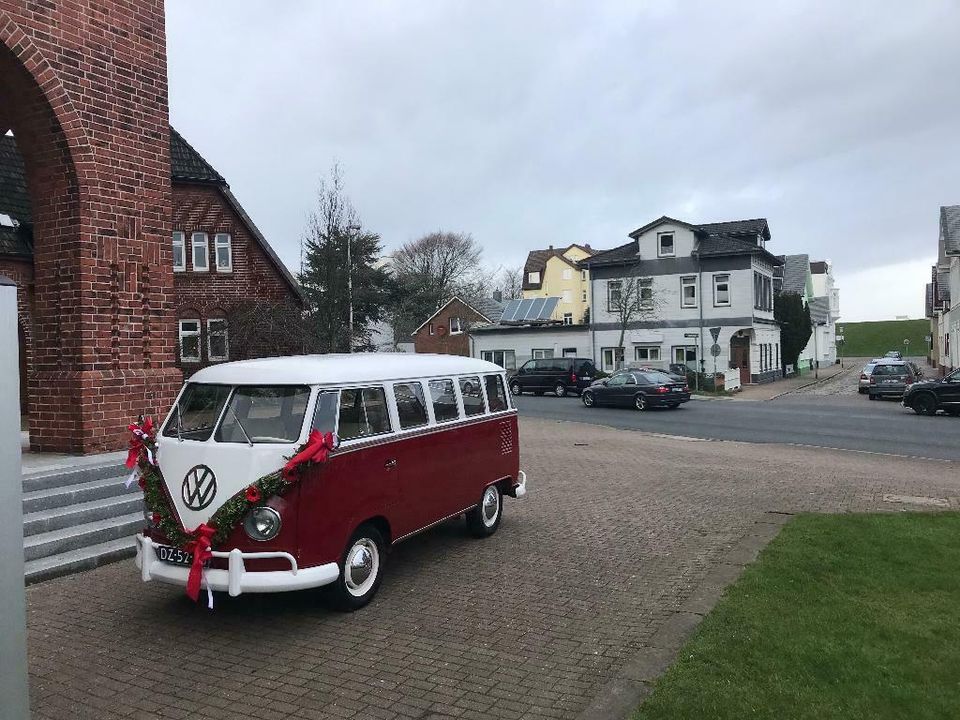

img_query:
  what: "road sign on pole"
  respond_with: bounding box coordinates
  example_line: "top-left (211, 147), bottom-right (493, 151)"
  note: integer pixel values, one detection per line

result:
top-left (709, 326), bottom-right (721, 343)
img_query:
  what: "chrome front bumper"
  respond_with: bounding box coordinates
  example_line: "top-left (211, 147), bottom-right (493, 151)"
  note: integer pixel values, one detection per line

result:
top-left (135, 534), bottom-right (339, 596)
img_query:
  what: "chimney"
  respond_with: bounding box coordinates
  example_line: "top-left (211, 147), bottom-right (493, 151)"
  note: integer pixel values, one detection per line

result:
top-left (548, 244), bottom-right (554, 250)
top-left (493, 290), bottom-right (502, 303)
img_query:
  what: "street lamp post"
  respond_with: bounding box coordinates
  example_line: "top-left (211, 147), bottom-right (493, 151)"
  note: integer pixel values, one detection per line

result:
top-left (346, 224), bottom-right (361, 352)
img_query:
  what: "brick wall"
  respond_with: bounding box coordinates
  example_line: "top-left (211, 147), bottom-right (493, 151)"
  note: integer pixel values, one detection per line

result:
top-left (172, 182), bottom-right (301, 375)
top-left (413, 299), bottom-right (488, 356)
top-left (0, 1), bottom-right (180, 452)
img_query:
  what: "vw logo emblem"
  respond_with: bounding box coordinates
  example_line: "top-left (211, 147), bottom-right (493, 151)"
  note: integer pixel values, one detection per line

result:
top-left (181, 465), bottom-right (217, 511)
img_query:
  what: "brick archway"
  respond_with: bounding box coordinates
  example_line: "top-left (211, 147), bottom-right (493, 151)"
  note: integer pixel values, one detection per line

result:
top-left (0, 2), bottom-right (181, 453)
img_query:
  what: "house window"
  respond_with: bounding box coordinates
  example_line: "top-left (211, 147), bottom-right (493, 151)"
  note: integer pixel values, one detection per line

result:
top-left (214, 233), bottom-right (232, 272)
top-left (634, 345), bottom-right (661, 362)
top-left (191, 232), bottom-right (209, 272)
top-left (563, 312), bottom-right (573, 325)
top-left (658, 233), bottom-right (675, 257)
top-left (449, 317), bottom-right (463, 335)
top-left (713, 274), bottom-right (730, 306)
top-left (528, 271), bottom-right (541, 284)
top-left (681, 276), bottom-right (698, 308)
top-left (607, 281), bottom-right (622, 311)
top-left (207, 318), bottom-right (228, 361)
top-left (673, 346), bottom-right (697, 368)
top-left (563, 347), bottom-right (577, 357)
top-left (562, 289), bottom-right (572, 304)
top-left (428, 322), bottom-right (435, 336)
top-left (178, 320), bottom-right (201, 363)
top-left (562, 268), bottom-right (573, 280)
top-left (481, 350), bottom-right (516, 370)
top-left (581, 270), bottom-right (587, 281)
top-left (639, 277), bottom-right (653, 308)
top-left (532, 348), bottom-right (554, 359)
top-left (172, 231), bottom-right (186, 272)
top-left (601, 347), bottom-right (625, 372)
top-left (582, 289), bottom-right (588, 303)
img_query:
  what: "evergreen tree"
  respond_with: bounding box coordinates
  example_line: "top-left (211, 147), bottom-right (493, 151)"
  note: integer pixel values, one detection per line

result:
top-left (298, 164), bottom-right (391, 352)
top-left (775, 292), bottom-right (812, 372)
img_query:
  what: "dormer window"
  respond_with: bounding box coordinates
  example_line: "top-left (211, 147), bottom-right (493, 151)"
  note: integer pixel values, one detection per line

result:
top-left (658, 233), bottom-right (675, 257)
top-left (528, 271), bottom-right (541, 284)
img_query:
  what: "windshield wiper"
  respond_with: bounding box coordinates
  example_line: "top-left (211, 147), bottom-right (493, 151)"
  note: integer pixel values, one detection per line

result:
top-left (226, 404), bottom-right (254, 447)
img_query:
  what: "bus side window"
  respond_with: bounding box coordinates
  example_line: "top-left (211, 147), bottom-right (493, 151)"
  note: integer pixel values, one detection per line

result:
top-left (339, 387), bottom-right (391, 440)
top-left (459, 376), bottom-right (486, 416)
top-left (394, 382), bottom-right (428, 429)
top-left (429, 379), bottom-right (459, 422)
top-left (311, 390), bottom-right (338, 435)
top-left (484, 374), bottom-right (508, 412)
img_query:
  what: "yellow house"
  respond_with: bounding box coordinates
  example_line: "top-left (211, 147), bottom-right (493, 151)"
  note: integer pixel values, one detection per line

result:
top-left (521, 244), bottom-right (595, 324)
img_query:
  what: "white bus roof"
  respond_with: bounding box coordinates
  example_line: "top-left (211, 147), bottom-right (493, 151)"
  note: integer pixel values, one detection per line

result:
top-left (187, 353), bottom-right (506, 386)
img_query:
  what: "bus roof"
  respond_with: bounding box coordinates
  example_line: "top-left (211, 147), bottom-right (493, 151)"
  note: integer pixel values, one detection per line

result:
top-left (187, 353), bottom-right (506, 386)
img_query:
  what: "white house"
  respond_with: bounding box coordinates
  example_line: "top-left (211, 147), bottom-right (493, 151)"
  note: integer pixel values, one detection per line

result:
top-left (930, 205), bottom-right (960, 374)
top-left (808, 260), bottom-right (840, 366)
top-left (470, 324), bottom-right (591, 369)
top-left (585, 216), bottom-right (784, 384)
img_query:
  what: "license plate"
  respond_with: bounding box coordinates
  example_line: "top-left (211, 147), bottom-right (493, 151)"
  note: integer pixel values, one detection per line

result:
top-left (672, 387), bottom-right (682, 392)
top-left (883, 379), bottom-right (899, 384)
top-left (156, 545), bottom-right (194, 566)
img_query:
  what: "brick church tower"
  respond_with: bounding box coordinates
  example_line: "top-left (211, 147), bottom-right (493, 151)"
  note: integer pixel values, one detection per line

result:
top-left (0, 1), bottom-right (180, 452)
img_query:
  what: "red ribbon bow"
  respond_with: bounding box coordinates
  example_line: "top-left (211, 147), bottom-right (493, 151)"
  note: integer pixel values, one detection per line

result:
top-left (183, 523), bottom-right (216, 603)
top-left (125, 417), bottom-right (155, 470)
top-left (281, 430), bottom-right (335, 481)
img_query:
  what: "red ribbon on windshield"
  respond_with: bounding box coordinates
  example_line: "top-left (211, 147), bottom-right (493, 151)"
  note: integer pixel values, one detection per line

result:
top-left (281, 430), bottom-right (335, 481)
top-left (125, 417), bottom-right (155, 469)
top-left (184, 523), bottom-right (216, 603)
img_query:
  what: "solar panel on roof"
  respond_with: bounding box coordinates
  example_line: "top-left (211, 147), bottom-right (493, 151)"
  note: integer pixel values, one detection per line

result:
top-left (527, 297), bottom-right (546, 320)
top-left (540, 296), bottom-right (559, 319)
top-left (501, 299), bottom-right (521, 322)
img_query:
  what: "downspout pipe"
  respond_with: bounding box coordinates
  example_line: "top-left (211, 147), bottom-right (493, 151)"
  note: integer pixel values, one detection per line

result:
top-left (697, 239), bottom-right (705, 391)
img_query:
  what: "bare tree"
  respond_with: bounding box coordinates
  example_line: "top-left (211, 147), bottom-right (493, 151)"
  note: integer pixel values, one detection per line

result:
top-left (609, 266), bottom-right (663, 369)
top-left (492, 265), bottom-right (523, 301)
top-left (226, 302), bottom-right (320, 359)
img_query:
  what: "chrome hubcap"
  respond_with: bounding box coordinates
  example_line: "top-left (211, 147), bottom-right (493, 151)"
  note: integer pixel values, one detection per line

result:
top-left (344, 539), bottom-right (378, 596)
top-left (482, 487), bottom-right (499, 527)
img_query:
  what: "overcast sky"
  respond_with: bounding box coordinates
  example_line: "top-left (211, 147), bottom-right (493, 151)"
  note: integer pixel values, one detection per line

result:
top-left (166, 1), bottom-right (960, 322)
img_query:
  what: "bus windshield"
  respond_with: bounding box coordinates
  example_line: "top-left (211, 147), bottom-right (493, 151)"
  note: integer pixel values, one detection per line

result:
top-left (163, 383), bottom-right (231, 441)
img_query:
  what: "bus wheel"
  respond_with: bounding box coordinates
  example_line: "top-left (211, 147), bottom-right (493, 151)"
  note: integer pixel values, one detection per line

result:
top-left (332, 524), bottom-right (385, 611)
top-left (467, 484), bottom-right (502, 538)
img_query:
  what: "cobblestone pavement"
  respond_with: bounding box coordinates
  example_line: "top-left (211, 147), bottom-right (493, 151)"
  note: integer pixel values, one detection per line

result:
top-left (27, 418), bottom-right (960, 720)
top-left (788, 357), bottom-right (927, 398)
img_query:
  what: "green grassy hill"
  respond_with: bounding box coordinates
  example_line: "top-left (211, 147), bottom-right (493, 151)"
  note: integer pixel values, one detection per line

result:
top-left (840, 319), bottom-right (929, 358)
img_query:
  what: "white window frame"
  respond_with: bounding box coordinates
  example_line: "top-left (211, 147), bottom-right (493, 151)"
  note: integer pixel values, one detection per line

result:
top-left (607, 280), bottom-right (622, 311)
top-left (191, 232), bottom-right (209, 272)
top-left (562, 312), bottom-right (573, 325)
top-left (713, 273), bottom-right (731, 307)
top-left (449, 317), bottom-right (463, 335)
top-left (172, 231), bottom-right (186, 272)
top-left (207, 318), bottom-right (229, 362)
top-left (562, 268), bottom-right (573, 281)
top-left (532, 348), bottom-right (554, 360)
top-left (601, 347), bottom-right (625, 372)
top-left (528, 271), bottom-right (540, 284)
top-left (638, 277), bottom-right (654, 309)
top-left (680, 276), bottom-right (698, 308)
top-left (178, 319), bottom-right (201, 363)
top-left (214, 232), bottom-right (232, 272)
top-left (562, 289), bottom-right (572, 304)
top-left (657, 232), bottom-right (675, 258)
top-left (481, 350), bottom-right (516, 370)
top-left (634, 345), bottom-right (661, 362)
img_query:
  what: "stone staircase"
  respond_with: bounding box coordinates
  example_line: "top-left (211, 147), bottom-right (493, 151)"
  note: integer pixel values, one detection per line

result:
top-left (22, 459), bottom-right (144, 584)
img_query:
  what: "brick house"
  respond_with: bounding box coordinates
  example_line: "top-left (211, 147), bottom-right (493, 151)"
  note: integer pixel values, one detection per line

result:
top-left (0, 127), bottom-right (303, 424)
top-left (412, 296), bottom-right (504, 356)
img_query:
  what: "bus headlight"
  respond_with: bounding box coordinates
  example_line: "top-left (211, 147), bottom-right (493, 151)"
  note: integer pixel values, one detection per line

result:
top-left (243, 506), bottom-right (282, 541)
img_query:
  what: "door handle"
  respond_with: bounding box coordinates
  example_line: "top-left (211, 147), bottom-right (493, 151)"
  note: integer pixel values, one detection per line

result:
top-left (384, 459), bottom-right (397, 469)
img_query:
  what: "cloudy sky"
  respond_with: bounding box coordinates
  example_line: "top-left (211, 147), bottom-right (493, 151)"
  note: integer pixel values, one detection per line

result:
top-left (166, 1), bottom-right (960, 322)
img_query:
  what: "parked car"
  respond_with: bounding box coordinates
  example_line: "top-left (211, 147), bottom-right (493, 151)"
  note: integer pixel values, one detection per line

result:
top-left (908, 361), bottom-right (924, 379)
top-left (136, 354), bottom-right (526, 610)
top-left (581, 370), bottom-right (690, 410)
top-left (858, 360), bottom-right (882, 393)
top-left (591, 365), bottom-right (686, 387)
top-left (901, 368), bottom-right (960, 416)
top-left (867, 360), bottom-right (917, 400)
top-left (884, 350), bottom-right (903, 359)
top-left (509, 357), bottom-right (597, 397)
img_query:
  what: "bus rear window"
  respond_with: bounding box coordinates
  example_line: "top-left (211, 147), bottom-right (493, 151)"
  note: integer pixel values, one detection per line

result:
top-left (163, 384), bottom-right (231, 441)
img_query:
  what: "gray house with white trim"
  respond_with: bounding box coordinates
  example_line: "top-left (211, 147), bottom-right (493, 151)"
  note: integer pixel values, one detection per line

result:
top-left (586, 216), bottom-right (784, 384)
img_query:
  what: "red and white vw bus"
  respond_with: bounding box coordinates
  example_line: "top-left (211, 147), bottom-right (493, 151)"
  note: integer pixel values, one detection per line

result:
top-left (135, 354), bottom-right (526, 610)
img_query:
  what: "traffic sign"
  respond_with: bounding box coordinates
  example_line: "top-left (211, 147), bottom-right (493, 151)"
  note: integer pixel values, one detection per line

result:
top-left (709, 326), bottom-right (721, 342)
top-left (710, 344), bottom-right (721, 357)
top-left (904, 338), bottom-right (910, 345)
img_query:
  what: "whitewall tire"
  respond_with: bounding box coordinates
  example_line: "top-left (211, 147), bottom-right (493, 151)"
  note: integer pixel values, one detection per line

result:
top-left (466, 484), bottom-right (502, 538)
top-left (331, 524), bottom-right (385, 611)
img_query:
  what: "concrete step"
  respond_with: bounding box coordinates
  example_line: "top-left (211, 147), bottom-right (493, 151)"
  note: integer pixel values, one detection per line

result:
top-left (23, 494), bottom-right (145, 537)
top-left (24, 512), bottom-right (144, 562)
top-left (24, 537), bottom-right (137, 585)
top-left (22, 459), bottom-right (129, 493)
top-left (22, 474), bottom-right (138, 514)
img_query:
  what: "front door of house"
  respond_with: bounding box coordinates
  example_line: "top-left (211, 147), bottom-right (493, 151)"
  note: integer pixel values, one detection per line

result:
top-left (730, 335), bottom-right (751, 385)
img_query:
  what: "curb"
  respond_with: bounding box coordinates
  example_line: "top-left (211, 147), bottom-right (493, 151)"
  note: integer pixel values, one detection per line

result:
top-left (575, 511), bottom-right (794, 720)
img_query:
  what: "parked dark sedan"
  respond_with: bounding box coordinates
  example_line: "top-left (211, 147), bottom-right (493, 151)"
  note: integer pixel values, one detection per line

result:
top-left (901, 369), bottom-right (960, 415)
top-left (867, 360), bottom-right (917, 400)
top-left (591, 365), bottom-right (686, 387)
top-left (581, 370), bottom-right (690, 410)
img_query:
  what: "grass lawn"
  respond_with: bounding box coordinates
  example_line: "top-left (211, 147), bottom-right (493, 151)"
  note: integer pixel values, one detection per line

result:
top-left (841, 319), bottom-right (929, 358)
top-left (635, 513), bottom-right (960, 720)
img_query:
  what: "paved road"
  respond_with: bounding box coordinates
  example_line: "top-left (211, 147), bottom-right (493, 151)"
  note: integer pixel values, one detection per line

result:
top-left (514, 367), bottom-right (960, 461)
